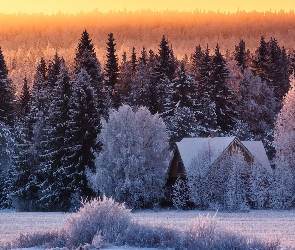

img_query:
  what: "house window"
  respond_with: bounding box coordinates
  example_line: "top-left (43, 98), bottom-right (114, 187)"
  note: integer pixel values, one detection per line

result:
top-left (177, 161), bottom-right (185, 174)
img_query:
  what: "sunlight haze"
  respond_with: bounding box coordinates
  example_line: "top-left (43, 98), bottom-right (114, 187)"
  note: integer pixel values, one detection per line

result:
top-left (0, 0), bottom-right (294, 14)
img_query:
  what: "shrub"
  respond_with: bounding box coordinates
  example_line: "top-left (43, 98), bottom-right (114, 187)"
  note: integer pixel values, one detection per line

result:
top-left (12, 230), bottom-right (61, 249)
top-left (62, 196), bottom-right (131, 247)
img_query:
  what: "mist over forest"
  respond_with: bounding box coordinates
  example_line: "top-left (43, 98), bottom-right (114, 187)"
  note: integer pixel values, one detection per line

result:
top-left (1, 9), bottom-right (295, 92)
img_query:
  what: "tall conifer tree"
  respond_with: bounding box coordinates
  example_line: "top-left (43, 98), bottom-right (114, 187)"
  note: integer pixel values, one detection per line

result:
top-left (105, 33), bottom-right (120, 108)
top-left (0, 47), bottom-right (15, 127)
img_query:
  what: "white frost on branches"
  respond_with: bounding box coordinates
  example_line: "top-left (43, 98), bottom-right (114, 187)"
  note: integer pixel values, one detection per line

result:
top-left (89, 105), bottom-right (170, 208)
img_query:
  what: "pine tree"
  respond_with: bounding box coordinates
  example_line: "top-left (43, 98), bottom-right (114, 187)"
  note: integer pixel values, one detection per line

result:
top-left (38, 60), bottom-right (74, 211)
top-left (234, 39), bottom-right (248, 73)
top-left (18, 77), bottom-right (31, 118)
top-left (190, 44), bottom-right (203, 81)
top-left (172, 61), bottom-right (193, 108)
top-left (105, 33), bottom-right (120, 108)
top-left (74, 30), bottom-right (103, 85)
top-left (119, 52), bottom-right (132, 105)
top-left (66, 69), bottom-right (100, 203)
top-left (131, 47), bottom-right (137, 72)
top-left (147, 36), bottom-right (176, 115)
top-left (10, 58), bottom-right (49, 211)
top-left (195, 45), bottom-right (217, 136)
top-left (211, 44), bottom-right (237, 133)
top-left (0, 122), bottom-right (14, 207)
top-left (268, 39), bottom-right (290, 103)
top-left (130, 47), bottom-right (150, 107)
top-left (165, 62), bottom-right (198, 144)
top-left (47, 52), bottom-right (62, 91)
top-left (0, 47), bottom-right (15, 127)
top-left (74, 30), bottom-right (105, 117)
top-left (252, 36), bottom-right (269, 82)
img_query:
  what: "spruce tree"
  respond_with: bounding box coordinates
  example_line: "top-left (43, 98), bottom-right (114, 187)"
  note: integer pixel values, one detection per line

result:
top-left (74, 30), bottom-right (103, 85)
top-left (148, 36), bottom-right (176, 115)
top-left (172, 61), bottom-right (193, 108)
top-left (190, 44), bottom-right (203, 81)
top-left (0, 47), bottom-right (15, 127)
top-left (18, 77), bottom-right (31, 118)
top-left (47, 52), bottom-right (62, 91)
top-left (105, 33), bottom-right (120, 108)
top-left (38, 60), bottom-right (75, 211)
top-left (131, 47), bottom-right (137, 72)
top-left (130, 47), bottom-right (149, 107)
top-left (119, 52), bottom-right (132, 105)
top-left (234, 39), bottom-right (248, 73)
top-left (268, 38), bottom-right (290, 103)
top-left (211, 44), bottom-right (237, 133)
top-left (66, 69), bottom-right (100, 203)
top-left (74, 30), bottom-right (105, 116)
top-left (195, 45), bottom-right (217, 136)
top-left (253, 36), bottom-right (269, 82)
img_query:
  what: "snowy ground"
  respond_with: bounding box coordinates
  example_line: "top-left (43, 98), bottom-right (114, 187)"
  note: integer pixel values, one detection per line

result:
top-left (1, 209), bottom-right (295, 249)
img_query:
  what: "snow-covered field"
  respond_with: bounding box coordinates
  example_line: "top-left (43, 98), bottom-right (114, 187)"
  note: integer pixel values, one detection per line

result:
top-left (1, 209), bottom-right (295, 248)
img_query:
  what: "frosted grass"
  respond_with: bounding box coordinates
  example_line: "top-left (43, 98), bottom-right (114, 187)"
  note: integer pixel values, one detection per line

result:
top-left (1, 209), bottom-right (294, 248)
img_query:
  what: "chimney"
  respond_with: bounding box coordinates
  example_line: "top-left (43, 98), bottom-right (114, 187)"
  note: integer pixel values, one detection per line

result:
top-left (210, 130), bottom-right (218, 138)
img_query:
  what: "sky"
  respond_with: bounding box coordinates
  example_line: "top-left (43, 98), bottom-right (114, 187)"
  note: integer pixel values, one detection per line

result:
top-left (0, 0), bottom-right (294, 15)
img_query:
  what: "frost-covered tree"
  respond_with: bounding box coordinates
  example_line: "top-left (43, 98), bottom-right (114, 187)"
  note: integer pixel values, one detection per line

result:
top-left (38, 60), bottom-right (75, 211)
top-left (74, 30), bottom-right (105, 117)
top-left (274, 76), bottom-right (295, 172)
top-left (224, 150), bottom-right (250, 212)
top-left (65, 69), bottom-right (100, 204)
top-left (273, 75), bottom-right (295, 203)
top-left (130, 47), bottom-right (150, 107)
top-left (172, 176), bottom-right (189, 210)
top-left (186, 148), bottom-right (211, 209)
top-left (0, 122), bottom-right (14, 207)
top-left (269, 164), bottom-right (293, 209)
top-left (249, 161), bottom-right (269, 209)
top-left (165, 106), bottom-right (199, 146)
top-left (90, 105), bottom-right (170, 208)
top-left (195, 45), bottom-right (218, 136)
top-left (233, 69), bottom-right (276, 157)
top-left (211, 44), bottom-right (238, 133)
top-left (147, 36), bottom-right (176, 115)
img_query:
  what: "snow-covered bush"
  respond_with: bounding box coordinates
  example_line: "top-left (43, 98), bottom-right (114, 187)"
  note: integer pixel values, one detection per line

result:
top-left (125, 214), bottom-right (279, 250)
top-left (12, 230), bottom-right (61, 249)
top-left (172, 176), bottom-right (189, 210)
top-left (186, 148), bottom-right (211, 209)
top-left (89, 105), bottom-right (170, 208)
top-left (269, 165), bottom-right (294, 209)
top-left (62, 196), bottom-right (131, 247)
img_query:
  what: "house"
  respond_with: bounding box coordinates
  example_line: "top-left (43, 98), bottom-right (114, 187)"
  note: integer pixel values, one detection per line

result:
top-left (165, 136), bottom-right (272, 209)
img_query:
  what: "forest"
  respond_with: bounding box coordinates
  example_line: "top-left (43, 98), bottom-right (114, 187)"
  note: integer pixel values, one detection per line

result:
top-left (0, 13), bottom-right (295, 211)
top-left (2, 9), bottom-right (295, 95)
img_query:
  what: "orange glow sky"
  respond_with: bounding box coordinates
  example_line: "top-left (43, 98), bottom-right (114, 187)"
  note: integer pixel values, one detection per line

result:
top-left (0, 0), bottom-right (294, 14)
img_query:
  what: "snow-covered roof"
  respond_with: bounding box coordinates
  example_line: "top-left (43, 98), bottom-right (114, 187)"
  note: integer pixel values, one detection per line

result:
top-left (176, 137), bottom-right (236, 168)
top-left (241, 141), bottom-right (272, 172)
top-left (176, 137), bottom-right (271, 172)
